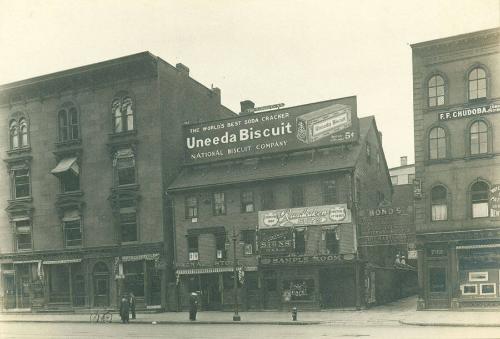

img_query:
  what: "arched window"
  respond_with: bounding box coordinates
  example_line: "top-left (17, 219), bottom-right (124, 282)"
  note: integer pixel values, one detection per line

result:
top-left (470, 120), bottom-right (488, 155)
top-left (431, 185), bottom-right (448, 221)
top-left (19, 118), bottom-right (28, 147)
top-left (58, 105), bottom-right (79, 142)
top-left (468, 67), bottom-right (487, 101)
top-left (112, 94), bottom-right (134, 133)
top-left (9, 120), bottom-right (19, 149)
top-left (428, 75), bottom-right (445, 107)
top-left (429, 127), bottom-right (446, 160)
top-left (471, 181), bottom-right (489, 218)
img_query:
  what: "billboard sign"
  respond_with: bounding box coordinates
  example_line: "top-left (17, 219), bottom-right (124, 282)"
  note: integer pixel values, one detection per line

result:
top-left (358, 205), bottom-right (413, 246)
top-left (183, 96), bottom-right (358, 163)
top-left (258, 204), bottom-right (352, 229)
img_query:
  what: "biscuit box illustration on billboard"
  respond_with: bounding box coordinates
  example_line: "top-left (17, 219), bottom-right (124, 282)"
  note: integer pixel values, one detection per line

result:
top-left (296, 104), bottom-right (352, 144)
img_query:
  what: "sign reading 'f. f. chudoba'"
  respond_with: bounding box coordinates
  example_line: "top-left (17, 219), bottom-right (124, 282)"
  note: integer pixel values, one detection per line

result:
top-left (183, 96), bottom-right (358, 163)
top-left (258, 204), bottom-right (352, 229)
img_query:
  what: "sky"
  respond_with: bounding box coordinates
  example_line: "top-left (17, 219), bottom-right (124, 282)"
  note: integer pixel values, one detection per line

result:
top-left (0, 0), bottom-right (498, 167)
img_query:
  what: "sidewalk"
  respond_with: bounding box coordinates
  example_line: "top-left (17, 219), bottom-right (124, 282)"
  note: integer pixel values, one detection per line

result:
top-left (1, 296), bottom-right (499, 327)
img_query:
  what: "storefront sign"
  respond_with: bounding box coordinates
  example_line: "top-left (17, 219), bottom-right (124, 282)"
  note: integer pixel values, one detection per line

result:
top-left (426, 247), bottom-right (447, 257)
top-left (245, 103), bottom-right (285, 113)
top-left (259, 254), bottom-right (355, 265)
top-left (418, 229), bottom-right (500, 242)
top-left (407, 250), bottom-right (418, 260)
top-left (258, 228), bottom-right (293, 255)
top-left (183, 96), bottom-right (358, 163)
top-left (413, 179), bottom-right (422, 199)
top-left (258, 204), bottom-right (352, 229)
top-left (490, 184), bottom-right (500, 217)
top-left (358, 205), bottom-right (413, 246)
top-left (438, 101), bottom-right (500, 121)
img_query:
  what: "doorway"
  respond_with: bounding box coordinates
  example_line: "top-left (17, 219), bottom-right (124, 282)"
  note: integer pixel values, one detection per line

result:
top-left (93, 262), bottom-right (110, 307)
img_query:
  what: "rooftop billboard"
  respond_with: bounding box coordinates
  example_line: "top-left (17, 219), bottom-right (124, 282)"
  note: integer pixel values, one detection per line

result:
top-left (183, 96), bottom-right (358, 164)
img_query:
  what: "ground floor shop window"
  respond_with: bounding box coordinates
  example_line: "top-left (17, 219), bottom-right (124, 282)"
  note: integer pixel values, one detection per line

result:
top-left (48, 265), bottom-right (70, 303)
top-left (283, 279), bottom-right (315, 301)
top-left (429, 267), bottom-right (446, 293)
top-left (124, 261), bottom-right (144, 297)
top-left (263, 271), bottom-right (277, 292)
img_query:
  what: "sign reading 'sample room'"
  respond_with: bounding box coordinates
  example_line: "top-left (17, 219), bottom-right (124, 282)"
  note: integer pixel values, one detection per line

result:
top-left (183, 96), bottom-right (358, 163)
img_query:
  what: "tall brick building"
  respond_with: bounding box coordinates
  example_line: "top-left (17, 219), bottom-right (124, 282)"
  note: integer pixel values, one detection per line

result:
top-left (412, 28), bottom-right (500, 309)
top-left (0, 52), bottom-right (233, 311)
top-left (168, 97), bottom-right (395, 310)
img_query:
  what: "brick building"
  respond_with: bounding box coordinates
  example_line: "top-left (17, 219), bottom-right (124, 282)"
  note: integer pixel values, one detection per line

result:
top-left (412, 28), bottom-right (500, 309)
top-left (0, 52), bottom-right (233, 311)
top-left (168, 97), bottom-right (395, 310)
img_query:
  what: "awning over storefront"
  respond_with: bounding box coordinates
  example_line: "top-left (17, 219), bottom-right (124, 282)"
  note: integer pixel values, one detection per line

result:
top-left (43, 259), bottom-right (81, 265)
top-left (457, 243), bottom-right (500, 250)
top-left (176, 266), bottom-right (258, 275)
top-left (51, 157), bottom-right (79, 176)
top-left (13, 260), bottom-right (39, 264)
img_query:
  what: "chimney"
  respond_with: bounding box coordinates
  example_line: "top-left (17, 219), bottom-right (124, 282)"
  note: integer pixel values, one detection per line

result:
top-left (211, 87), bottom-right (221, 104)
top-left (176, 63), bottom-right (190, 77)
top-left (240, 100), bottom-right (255, 115)
top-left (400, 156), bottom-right (408, 166)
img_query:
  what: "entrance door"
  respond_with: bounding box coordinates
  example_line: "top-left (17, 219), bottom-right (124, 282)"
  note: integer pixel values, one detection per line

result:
top-left (200, 274), bottom-right (221, 310)
top-left (18, 276), bottom-right (31, 308)
top-left (4, 275), bottom-right (16, 309)
top-left (93, 262), bottom-right (109, 307)
top-left (425, 263), bottom-right (450, 309)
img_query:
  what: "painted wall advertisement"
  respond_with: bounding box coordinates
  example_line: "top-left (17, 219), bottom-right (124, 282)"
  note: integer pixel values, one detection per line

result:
top-left (258, 204), bottom-right (352, 229)
top-left (183, 96), bottom-right (358, 163)
top-left (357, 205), bottom-right (413, 246)
top-left (438, 101), bottom-right (500, 121)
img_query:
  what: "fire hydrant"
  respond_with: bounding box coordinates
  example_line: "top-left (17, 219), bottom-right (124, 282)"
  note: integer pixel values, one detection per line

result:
top-left (291, 306), bottom-right (297, 321)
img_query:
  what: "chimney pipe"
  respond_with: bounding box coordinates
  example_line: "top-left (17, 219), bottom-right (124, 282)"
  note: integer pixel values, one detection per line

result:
top-left (400, 156), bottom-right (408, 166)
top-left (240, 100), bottom-right (255, 115)
top-left (176, 63), bottom-right (190, 77)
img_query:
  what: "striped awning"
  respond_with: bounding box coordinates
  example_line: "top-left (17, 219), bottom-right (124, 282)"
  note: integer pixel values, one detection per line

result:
top-left (457, 243), bottom-right (500, 250)
top-left (176, 266), bottom-right (258, 275)
top-left (43, 259), bottom-right (81, 265)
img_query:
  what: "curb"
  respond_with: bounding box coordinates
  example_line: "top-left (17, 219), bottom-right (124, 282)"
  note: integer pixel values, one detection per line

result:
top-left (0, 319), bottom-right (320, 326)
top-left (399, 320), bottom-right (500, 327)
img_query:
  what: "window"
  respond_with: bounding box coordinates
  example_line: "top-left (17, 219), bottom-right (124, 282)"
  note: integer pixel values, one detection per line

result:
top-left (471, 181), bottom-right (489, 218)
top-left (290, 185), bottom-right (304, 207)
top-left (185, 196), bottom-right (198, 219)
top-left (112, 95), bottom-right (134, 133)
top-left (366, 143), bottom-right (371, 163)
top-left (212, 192), bottom-right (226, 215)
top-left (63, 211), bottom-right (82, 247)
top-left (188, 236), bottom-right (199, 261)
top-left (431, 185), bottom-right (448, 221)
top-left (429, 267), bottom-right (446, 292)
top-left (58, 106), bottom-right (79, 142)
top-left (241, 230), bottom-right (255, 255)
top-left (390, 176), bottom-right (398, 185)
top-left (324, 229), bottom-right (339, 255)
top-left (124, 261), bottom-right (144, 297)
top-left (215, 234), bottom-right (226, 260)
top-left (429, 127), bottom-right (446, 160)
top-left (428, 75), bottom-right (445, 107)
top-left (114, 149), bottom-right (136, 186)
top-left (377, 191), bottom-right (385, 205)
top-left (120, 198), bottom-right (137, 242)
top-left (408, 174), bottom-right (415, 183)
top-left (15, 219), bottom-right (32, 251)
top-left (294, 228), bottom-right (306, 255)
top-left (241, 190), bottom-right (254, 213)
top-left (14, 168), bottom-right (30, 199)
top-left (9, 117), bottom-right (29, 149)
top-left (468, 67), bottom-right (487, 101)
top-left (261, 189), bottom-right (275, 210)
top-left (469, 120), bottom-right (488, 155)
top-left (376, 152), bottom-right (381, 168)
top-left (322, 179), bottom-right (337, 204)
top-left (51, 157), bottom-right (80, 193)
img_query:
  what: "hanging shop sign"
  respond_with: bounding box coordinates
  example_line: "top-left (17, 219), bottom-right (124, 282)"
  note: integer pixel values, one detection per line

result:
top-left (358, 205), bottom-right (413, 246)
top-left (183, 96), bottom-right (358, 163)
top-left (490, 184), bottom-right (500, 217)
top-left (259, 253), bottom-right (355, 266)
top-left (258, 204), bottom-right (351, 229)
top-left (438, 101), bottom-right (500, 121)
top-left (258, 228), bottom-right (294, 255)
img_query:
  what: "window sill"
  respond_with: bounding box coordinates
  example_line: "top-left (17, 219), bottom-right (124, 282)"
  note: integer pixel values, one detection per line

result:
top-left (16, 249), bottom-right (33, 253)
top-left (425, 159), bottom-right (451, 165)
top-left (64, 245), bottom-right (82, 249)
top-left (57, 191), bottom-right (84, 198)
top-left (109, 130), bottom-right (137, 139)
top-left (55, 139), bottom-right (81, 148)
top-left (6, 146), bottom-right (31, 156)
top-left (121, 240), bottom-right (139, 245)
top-left (8, 197), bottom-right (33, 204)
top-left (113, 184), bottom-right (140, 191)
top-left (424, 104), bottom-right (450, 113)
top-left (464, 153), bottom-right (495, 161)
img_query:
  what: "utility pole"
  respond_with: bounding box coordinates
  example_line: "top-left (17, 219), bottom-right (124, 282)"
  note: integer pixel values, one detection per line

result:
top-left (232, 226), bottom-right (241, 321)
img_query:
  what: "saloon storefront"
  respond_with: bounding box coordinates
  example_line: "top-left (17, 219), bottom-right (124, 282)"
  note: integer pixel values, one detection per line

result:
top-left (257, 204), bottom-right (362, 310)
top-left (417, 228), bottom-right (500, 310)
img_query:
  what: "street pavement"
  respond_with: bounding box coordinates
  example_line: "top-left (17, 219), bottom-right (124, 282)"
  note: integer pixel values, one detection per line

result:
top-left (1, 296), bottom-right (500, 328)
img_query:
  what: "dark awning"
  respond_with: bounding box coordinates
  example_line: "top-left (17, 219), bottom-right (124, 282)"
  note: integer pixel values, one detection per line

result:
top-left (51, 157), bottom-right (79, 176)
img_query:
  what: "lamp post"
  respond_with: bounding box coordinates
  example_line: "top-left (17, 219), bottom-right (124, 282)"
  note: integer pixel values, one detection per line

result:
top-left (232, 226), bottom-right (241, 321)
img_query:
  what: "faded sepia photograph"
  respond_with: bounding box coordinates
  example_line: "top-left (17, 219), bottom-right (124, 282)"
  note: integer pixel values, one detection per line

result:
top-left (0, 1), bottom-right (499, 338)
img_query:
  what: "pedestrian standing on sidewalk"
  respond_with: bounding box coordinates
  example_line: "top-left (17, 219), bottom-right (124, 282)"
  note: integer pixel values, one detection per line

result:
top-left (129, 292), bottom-right (136, 320)
top-left (189, 292), bottom-right (198, 321)
top-left (120, 295), bottom-right (130, 324)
